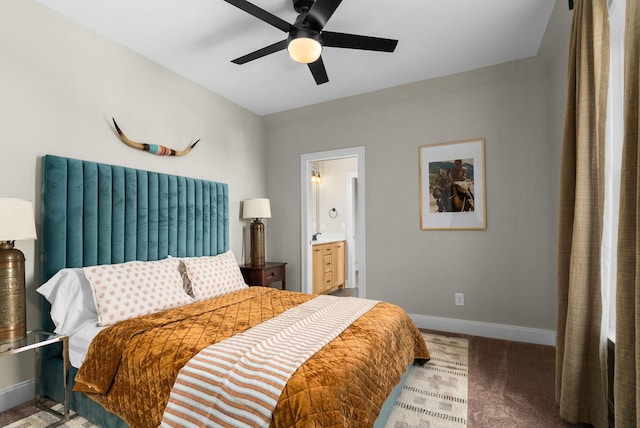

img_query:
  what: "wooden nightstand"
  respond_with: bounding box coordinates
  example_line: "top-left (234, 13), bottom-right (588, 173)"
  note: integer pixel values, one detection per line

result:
top-left (239, 262), bottom-right (287, 290)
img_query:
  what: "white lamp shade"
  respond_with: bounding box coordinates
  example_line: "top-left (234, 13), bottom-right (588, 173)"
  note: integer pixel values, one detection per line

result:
top-left (242, 198), bottom-right (271, 219)
top-left (288, 37), bottom-right (322, 64)
top-left (0, 198), bottom-right (37, 241)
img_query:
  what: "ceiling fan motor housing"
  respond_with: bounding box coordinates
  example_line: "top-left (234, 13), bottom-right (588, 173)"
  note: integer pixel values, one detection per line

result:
top-left (288, 27), bottom-right (321, 44)
top-left (293, 0), bottom-right (315, 14)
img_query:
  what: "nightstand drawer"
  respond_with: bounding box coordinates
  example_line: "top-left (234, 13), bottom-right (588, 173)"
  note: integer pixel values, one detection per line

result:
top-left (239, 262), bottom-right (287, 290)
top-left (263, 266), bottom-right (284, 284)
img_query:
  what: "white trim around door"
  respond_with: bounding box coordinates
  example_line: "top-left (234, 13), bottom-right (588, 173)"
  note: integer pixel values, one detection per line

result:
top-left (300, 147), bottom-right (366, 297)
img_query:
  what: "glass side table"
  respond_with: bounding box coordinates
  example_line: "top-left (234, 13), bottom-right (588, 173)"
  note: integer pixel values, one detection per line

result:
top-left (0, 330), bottom-right (74, 427)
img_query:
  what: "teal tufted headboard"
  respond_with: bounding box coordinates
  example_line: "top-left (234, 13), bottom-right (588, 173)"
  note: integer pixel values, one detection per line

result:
top-left (39, 154), bottom-right (229, 331)
top-left (38, 155), bottom-right (229, 426)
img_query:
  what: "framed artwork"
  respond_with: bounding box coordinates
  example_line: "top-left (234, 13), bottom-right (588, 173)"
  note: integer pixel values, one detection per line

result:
top-left (419, 138), bottom-right (486, 230)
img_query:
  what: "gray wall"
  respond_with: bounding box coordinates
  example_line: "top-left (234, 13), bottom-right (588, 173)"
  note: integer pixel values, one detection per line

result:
top-left (264, 3), bottom-right (572, 332)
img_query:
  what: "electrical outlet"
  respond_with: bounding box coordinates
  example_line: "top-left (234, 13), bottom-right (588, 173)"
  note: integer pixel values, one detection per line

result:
top-left (455, 293), bottom-right (465, 306)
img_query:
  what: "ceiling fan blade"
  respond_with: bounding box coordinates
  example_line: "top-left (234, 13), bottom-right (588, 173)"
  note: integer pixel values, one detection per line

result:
top-left (224, 0), bottom-right (292, 32)
top-left (322, 31), bottom-right (398, 52)
top-left (304, 0), bottom-right (342, 30)
top-left (231, 40), bottom-right (288, 64)
top-left (308, 57), bottom-right (329, 85)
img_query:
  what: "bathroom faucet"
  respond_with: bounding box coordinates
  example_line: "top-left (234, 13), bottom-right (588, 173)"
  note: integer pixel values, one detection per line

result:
top-left (312, 232), bottom-right (322, 241)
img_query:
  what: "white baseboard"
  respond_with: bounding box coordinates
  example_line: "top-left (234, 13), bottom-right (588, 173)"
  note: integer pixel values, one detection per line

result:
top-left (0, 378), bottom-right (34, 412)
top-left (410, 313), bottom-right (556, 346)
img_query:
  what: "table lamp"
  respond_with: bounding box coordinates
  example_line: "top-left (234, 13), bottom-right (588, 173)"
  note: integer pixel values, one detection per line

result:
top-left (0, 198), bottom-right (37, 343)
top-left (242, 198), bottom-right (271, 267)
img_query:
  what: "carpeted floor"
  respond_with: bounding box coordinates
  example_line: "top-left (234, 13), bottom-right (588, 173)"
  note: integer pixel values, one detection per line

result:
top-left (423, 329), bottom-right (587, 428)
top-left (0, 330), bottom-right (582, 427)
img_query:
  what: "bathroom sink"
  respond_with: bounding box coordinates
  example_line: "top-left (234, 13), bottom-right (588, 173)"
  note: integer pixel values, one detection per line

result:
top-left (311, 233), bottom-right (346, 245)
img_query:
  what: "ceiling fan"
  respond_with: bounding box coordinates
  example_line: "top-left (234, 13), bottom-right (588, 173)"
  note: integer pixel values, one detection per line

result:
top-left (223, 0), bottom-right (398, 85)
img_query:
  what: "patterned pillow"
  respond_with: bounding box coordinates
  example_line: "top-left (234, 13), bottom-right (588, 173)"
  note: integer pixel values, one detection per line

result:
top-left (83, 258), bottom-right (193, 326)
top-left (182, 251), bottom-right (248, 300)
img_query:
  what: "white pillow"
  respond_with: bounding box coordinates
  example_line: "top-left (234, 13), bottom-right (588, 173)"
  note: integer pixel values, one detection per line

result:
top-left (182, 251), bottom-right (248, 300)
top-left (37, 268), bottom-right (98, 336)
top-left (83, 258), bottom-right (193, 326)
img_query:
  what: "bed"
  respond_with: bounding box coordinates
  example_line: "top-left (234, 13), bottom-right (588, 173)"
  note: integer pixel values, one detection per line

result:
top-left (38, 154), bottom-right (429, 427)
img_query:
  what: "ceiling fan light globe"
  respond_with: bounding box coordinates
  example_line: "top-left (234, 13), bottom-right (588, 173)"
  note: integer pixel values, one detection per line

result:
top-left (288, 38), bottom-right (322, 64)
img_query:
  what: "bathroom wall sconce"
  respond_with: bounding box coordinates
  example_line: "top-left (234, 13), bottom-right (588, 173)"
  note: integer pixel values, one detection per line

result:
top-left (311, 169), bottom-right (322, 184)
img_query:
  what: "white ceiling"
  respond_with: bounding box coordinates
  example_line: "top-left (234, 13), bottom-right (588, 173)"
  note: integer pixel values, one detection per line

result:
top-left (37, 0), bottom-right (555, 116)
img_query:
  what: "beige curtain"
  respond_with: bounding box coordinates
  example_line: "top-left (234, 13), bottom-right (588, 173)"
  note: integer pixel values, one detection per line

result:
top-left (615, 0), bottom-right (640, 426)
top-left (556, 0), bottom-right (610, 426)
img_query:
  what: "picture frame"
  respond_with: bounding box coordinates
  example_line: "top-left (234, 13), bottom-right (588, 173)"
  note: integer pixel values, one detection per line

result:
top-left (419, 138), bottom-right (486, 230)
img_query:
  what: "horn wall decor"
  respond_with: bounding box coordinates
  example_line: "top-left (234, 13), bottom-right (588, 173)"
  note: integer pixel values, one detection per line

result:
top-left (112, 118), bottom-right (200, 156)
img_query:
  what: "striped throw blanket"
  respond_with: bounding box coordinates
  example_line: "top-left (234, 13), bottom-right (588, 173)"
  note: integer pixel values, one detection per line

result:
top-left (161, 295), bottom-right (379, 428)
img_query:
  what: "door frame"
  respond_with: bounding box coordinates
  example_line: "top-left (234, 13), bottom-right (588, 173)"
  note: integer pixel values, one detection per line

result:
top-left (346, 171), bottom-right (358, 288)
top-left (300, 147), bottom-right (366, 296)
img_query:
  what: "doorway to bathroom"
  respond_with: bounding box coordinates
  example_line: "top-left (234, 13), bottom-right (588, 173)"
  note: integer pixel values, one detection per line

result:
top-left (300, 147), bottom-right (366, 297)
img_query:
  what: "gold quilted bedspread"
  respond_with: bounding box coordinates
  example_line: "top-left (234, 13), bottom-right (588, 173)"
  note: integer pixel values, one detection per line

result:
top-left (74, 287), bottom-right (429, 427)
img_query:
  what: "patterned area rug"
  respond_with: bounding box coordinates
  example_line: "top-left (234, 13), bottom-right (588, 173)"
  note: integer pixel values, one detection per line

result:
top-left (7, 333), bottom-right (468, 428)
top-left (385, 333), bottom-right (469, 427)
top-left (4, 404), bottom-right (97, 428)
